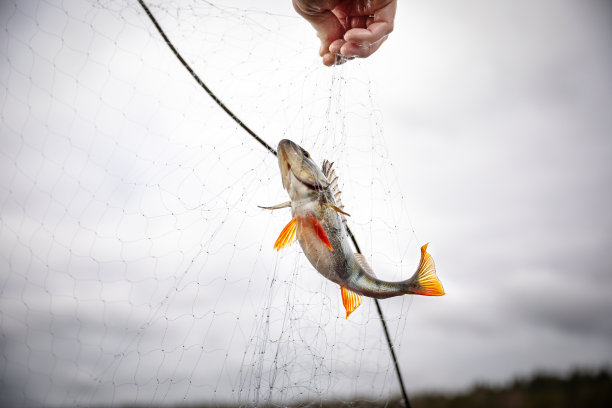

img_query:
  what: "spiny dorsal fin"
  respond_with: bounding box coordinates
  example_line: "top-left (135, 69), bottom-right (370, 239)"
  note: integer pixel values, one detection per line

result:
top-left (321, 160), bottom-right (347, 223)
top-left (321, 160), bottom-right (334, 177)
top-left (354, 253), bottom-right (377, 277)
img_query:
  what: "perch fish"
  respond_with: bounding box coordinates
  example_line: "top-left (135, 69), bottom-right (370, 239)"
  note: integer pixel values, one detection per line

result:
top-left (260, 139), bottom-right (444, 318)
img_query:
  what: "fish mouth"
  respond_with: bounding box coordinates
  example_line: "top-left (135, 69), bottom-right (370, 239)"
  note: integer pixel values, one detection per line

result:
top-left (277, 139), bottom-right (328, 191)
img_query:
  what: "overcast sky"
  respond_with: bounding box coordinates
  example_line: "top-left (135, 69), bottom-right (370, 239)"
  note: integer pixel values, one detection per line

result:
top-left (1, 0), bottom-right (611, 406)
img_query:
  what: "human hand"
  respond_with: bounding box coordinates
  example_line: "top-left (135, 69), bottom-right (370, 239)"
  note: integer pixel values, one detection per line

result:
top-left (293, 0), bottom-right (397, 66)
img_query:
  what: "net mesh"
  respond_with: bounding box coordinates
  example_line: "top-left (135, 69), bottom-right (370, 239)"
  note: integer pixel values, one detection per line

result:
top-left (1, 1), bottom-right (424, 406)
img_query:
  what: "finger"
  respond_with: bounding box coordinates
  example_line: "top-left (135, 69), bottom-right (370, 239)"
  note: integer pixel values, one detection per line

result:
top-left (328, 38), bottom-right (346, 55)
top-left (322, 52), bottom-right (348, 66)
top-left (293, 1), bottom-right (345, 57)
top-left (322, 52), bottom-right (335, 66)
top-left (343, 21), bottom-right (392, 47)
top-left (330, 7), bottom-right (349, 31)
top-left (348, 16), bottom-right (368, 29)
top-left (309, 12), bottom-right (344, 56)
top-left (323, 51), bottom-right (355, 66)
top-left (343, 0), bottom-right (396, 45)
top-left (340, 36), bottom-right (387, 59)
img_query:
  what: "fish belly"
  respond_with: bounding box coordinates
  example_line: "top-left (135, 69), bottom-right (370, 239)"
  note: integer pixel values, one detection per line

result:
top-left (295, 211), bottom-right (350, 285)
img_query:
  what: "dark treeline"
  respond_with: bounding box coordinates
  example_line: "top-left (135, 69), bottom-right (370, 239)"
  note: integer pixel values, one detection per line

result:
top-left (407, 367), bottom-right (612, 408)
top-left (120, 367), bottom-right (612, 408)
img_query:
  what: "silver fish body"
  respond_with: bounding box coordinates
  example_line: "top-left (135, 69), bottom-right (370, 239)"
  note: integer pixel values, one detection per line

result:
top-left (275, 139), bottom-right (443, 300)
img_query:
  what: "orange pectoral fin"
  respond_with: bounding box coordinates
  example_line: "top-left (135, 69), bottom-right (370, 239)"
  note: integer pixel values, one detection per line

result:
top-left (273, 218), bottom-right (297, 251)
top-left (309, 215), bottom-right (333, 251)
top-left (341, 286), bottom-right (362, 319)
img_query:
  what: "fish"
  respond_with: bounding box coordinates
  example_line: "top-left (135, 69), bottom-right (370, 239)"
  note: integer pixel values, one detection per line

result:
top-left (260, 139), bottom-right (444, 318)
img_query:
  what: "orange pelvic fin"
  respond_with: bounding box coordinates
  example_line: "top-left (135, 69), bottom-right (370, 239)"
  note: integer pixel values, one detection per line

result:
top-left (341, 286), bottom-right (362, 319)
top-left (273, 218), bottom-right (297, 251)
top-left (309, 215), bottom-right (333, 251)
top-left (412, 244), bottom-right (445, 296)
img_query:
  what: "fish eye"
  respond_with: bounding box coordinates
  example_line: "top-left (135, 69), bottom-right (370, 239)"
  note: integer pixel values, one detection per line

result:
top-left (302, 149), bottom-right (310, 158)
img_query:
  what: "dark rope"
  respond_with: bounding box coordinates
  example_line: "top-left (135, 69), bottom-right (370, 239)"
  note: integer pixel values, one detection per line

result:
top-left (136, 0), bottom-right (276, 157)
top-left (137, 1), bottom-right (410, 406)
top-left (346, 229), bottom-right (411, 408)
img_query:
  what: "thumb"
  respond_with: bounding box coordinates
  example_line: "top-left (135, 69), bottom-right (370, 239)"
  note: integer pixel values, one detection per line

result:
top-left (293, 1), bottom-right (344, 56)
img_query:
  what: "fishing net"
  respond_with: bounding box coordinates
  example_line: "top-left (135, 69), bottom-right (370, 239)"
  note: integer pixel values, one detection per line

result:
top-left (1, 1), bottom-right (429, 406)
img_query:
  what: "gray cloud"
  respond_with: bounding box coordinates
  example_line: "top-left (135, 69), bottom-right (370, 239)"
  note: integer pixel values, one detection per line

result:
top-left (1, 0), bottom-right (611, 406)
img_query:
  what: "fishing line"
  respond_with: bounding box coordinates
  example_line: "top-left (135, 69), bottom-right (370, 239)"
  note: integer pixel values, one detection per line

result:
top-left (137, 1), bottom-right (411, 406)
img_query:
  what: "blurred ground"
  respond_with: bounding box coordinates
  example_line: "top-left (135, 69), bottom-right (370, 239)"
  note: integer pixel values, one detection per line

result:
top-left (103, 367), bottom-right (612, 408)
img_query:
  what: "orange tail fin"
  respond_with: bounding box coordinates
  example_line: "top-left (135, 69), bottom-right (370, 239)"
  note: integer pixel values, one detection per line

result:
top-left (411, 244), bottom-right (445, 296)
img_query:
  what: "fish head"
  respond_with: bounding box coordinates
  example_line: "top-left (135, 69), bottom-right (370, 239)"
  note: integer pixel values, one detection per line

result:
top-left (277, 139), bottom-right (329, 200)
